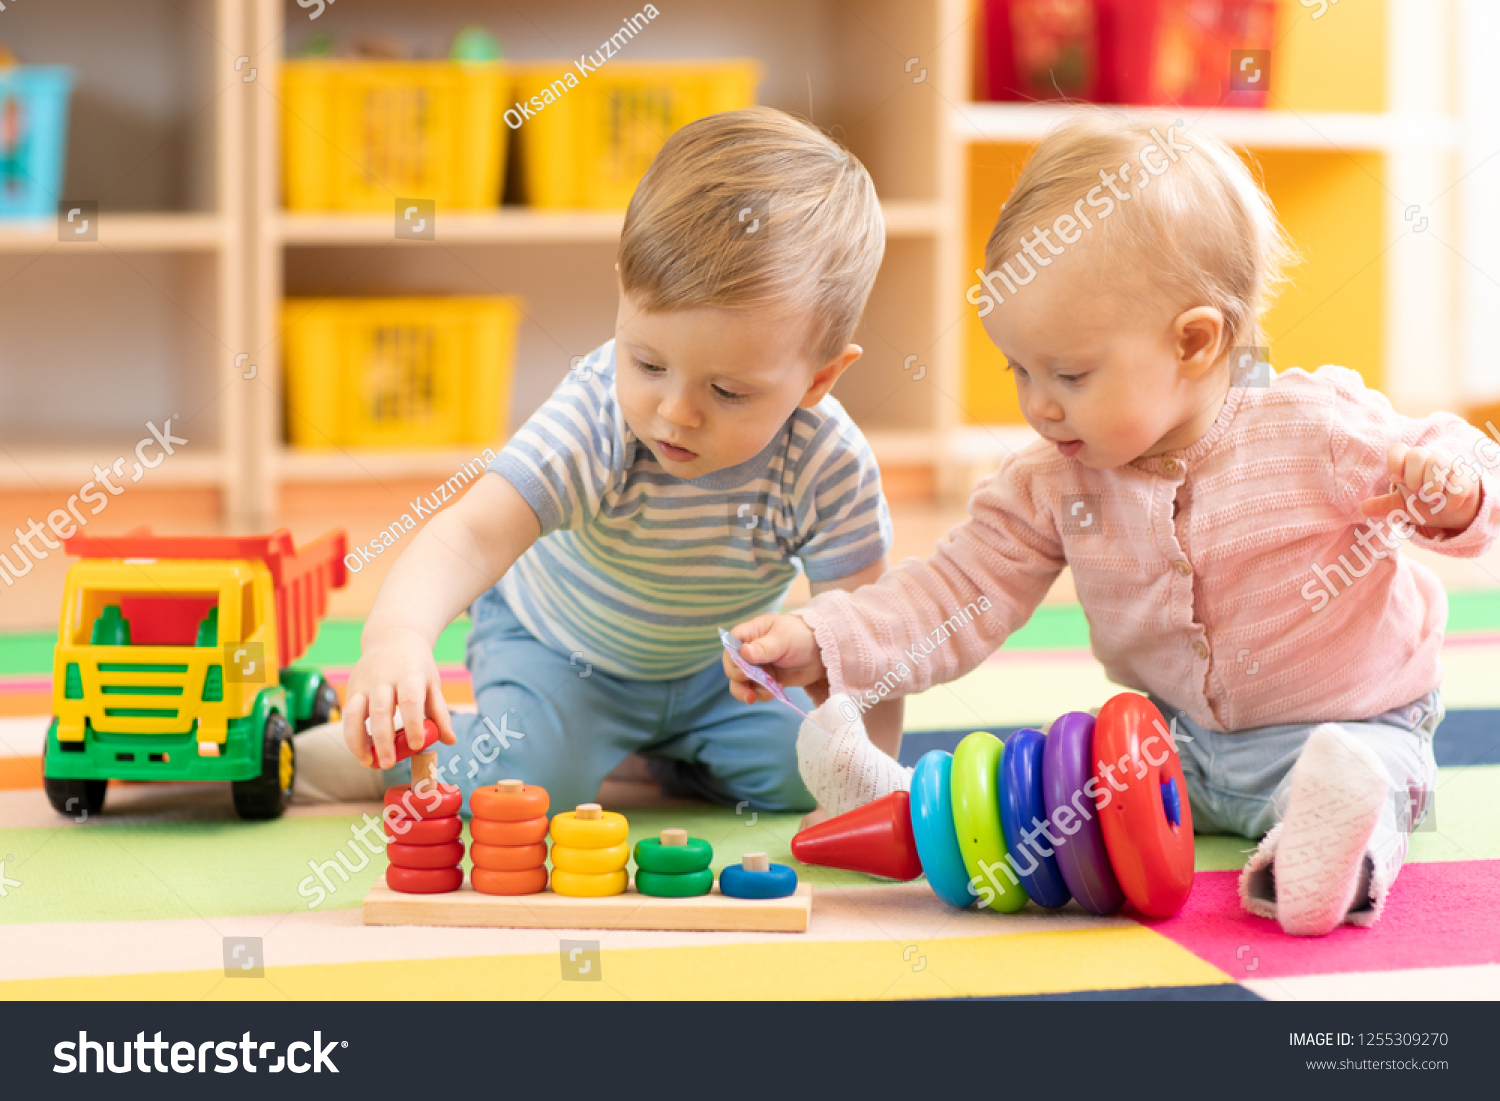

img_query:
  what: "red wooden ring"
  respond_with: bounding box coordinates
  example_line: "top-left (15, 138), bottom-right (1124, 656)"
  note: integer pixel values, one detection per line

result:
top-left (469, 815), bottom-right (549, 845)
top-left (386, 841), bottom-right (465, 869)
top-left (1092, 693), bottom-right (1195, 918)
top-left (384, 865), bottom-right (464, 894)
top-left (383, 815), bottom-right (462, 846)
top-left (469, 783), bottom-right (550, 821)
top-left (471, 866), bottom-right (548, 896)
top-left (469, 841), bottom-right (548, 871)
top-left (383, 782), bottom-right (463, 821)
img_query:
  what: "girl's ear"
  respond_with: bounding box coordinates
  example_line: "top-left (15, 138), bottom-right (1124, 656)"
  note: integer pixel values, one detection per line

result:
top-left (800, 344), bottom-right (863, 408)
top-left (1175, 307), bottom-right (1226, 380)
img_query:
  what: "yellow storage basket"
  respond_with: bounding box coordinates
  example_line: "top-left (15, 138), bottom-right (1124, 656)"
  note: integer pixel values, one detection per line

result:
top-left (283, 61), bottom-right (507, 211)
top-left (282, 297), bottom-right (522, 449)
top-left (509, 60), bottom-right (760, 209)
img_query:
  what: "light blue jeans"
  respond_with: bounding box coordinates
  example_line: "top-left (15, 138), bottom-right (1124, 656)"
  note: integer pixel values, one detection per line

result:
top-left (1148, 690), bottom-right (1441, 873)
top-left (381, 588), bottom-right (817, 816)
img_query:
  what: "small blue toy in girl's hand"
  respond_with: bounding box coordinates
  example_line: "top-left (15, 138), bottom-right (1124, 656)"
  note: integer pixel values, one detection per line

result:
top-left (719, 628), bottom-right (808, 718)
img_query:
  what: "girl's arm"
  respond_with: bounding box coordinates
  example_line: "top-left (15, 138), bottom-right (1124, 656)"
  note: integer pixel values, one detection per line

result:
top-left (342, 473), bottom-right (541, 768)
top-left (808, 558), bottom-right (902, 760)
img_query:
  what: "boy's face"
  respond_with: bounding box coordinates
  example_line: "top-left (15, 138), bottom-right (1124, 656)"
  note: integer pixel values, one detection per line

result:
top-left (613, 290), bottom-right (857, 476)
top-left (981, 250), bottom-right (1226, 469)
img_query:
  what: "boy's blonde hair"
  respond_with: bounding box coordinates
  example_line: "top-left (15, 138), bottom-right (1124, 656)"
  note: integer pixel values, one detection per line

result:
top-left (619, 106), bottom-right (885, 366)
top-left (985, 109), bottom-right (1294, 356)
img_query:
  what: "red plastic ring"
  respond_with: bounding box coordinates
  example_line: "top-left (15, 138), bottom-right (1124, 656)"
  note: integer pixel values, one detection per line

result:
top-left (383, 782), bottom-right (463, 821)
top-left (384, 865), bottom-right (464, 894)
top-left (383, 815), bottom-right (462, 846)
top-left (469, 841), bottom-right (548, 871)
top-left (386, 841), bottom-right (465, 869)
top-left (1092, 693), bottom-right (1195, 918)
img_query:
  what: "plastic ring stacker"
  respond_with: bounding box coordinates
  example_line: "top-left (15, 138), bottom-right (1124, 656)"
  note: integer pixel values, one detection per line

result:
top-left (634, 836), bottom-right (713, 875)
top-left (999, 727), bottom-right (1072, 909)
top-left (910, 751), bottom-right (977, 908)
top-left (385, 865), bottom-right (464, 894)
top-left (635, 867), bottom-right (715, 897)
top-left (950, 732), bottom-right (1026, 912)
top-left (468, 841), bottom-right (548, 871)
top-left (385, 840), bottom-right (466, 869)
top-left (719, 862), bottom-right (798, 899)
top-left (551, 868), bottom-right (629, 897)
top-left (382, 815), bottom-right (462, 846)
top-left (469, 782), bottom-right (549, 821)
top-left (1041, 711), bottom-right (1125, 915)
top-left (549, 810), bottom-right (629, 848)
top-left (469, 815), bottom-right (548, 846)
top-left (550, 841), bottom-right (630, 875)
top-left (1093, 694), bottom-right (1195, 918)
top-left (384, 782), bottom-right (463, 821)
top-left (472, 866), bottom-right (548, 896)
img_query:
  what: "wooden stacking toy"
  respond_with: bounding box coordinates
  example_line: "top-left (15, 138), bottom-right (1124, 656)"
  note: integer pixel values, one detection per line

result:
top-left (550, 803), bottom-right (630, 896)
top-left (634, 828), bottom-right (714, 897)
top-left (719, 851), bottom-right (798, 899)
top-left (468, 778), bottom-right (550, 895)
top-left (791, 692), bottom-right (1195, 918)
top-left (383, 750), bottom-right (464, 893)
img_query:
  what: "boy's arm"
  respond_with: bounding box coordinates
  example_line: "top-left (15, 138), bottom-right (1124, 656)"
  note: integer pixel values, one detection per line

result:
top-left (809, 557), bottom-right (903, 761)
top-left (345, 473), bottom-right (541, 767)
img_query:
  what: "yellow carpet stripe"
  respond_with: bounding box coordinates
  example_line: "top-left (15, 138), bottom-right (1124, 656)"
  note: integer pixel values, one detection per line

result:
top-left (0, 925), bottom-right (1230, 1001)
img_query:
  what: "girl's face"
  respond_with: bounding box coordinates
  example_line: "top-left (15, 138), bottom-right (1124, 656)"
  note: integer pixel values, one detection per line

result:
top-left (981, 251), bottom-right (1228, 469)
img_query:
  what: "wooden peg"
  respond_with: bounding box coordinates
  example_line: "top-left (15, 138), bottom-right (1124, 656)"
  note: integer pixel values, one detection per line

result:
top-left (661, 829), bottom-right (688, 846)
top-left (498, 779), bottom-right (524, 794)
top-left (575, 803), bottom-right (602, 820)
top-left (743, 852), bottom-right (770, 873)
top-left (411, 750), bottom-right (439, 791)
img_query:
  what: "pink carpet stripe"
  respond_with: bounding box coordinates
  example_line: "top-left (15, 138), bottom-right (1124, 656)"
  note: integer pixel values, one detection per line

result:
top-left (1144, 862), bottom-right (1500, 979)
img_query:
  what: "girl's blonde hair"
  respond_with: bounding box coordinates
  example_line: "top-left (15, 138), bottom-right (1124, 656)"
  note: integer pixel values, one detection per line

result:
top-left (985, 109), bottom-right (1295, 355)
top-left (619, 106), bottom-right (885, 365)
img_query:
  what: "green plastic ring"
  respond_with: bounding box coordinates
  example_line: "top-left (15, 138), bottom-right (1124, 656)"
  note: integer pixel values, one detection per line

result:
top-left (634, 836), bottom-right (713, 875)
top-left (951, 731), bottom-right (1027, 913)
top-left (635, 867), bottom-right (715, 898)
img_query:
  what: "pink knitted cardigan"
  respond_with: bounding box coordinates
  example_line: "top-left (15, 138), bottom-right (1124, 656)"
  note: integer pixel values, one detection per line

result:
top-left (801, 367), bottom-right (1500, 732)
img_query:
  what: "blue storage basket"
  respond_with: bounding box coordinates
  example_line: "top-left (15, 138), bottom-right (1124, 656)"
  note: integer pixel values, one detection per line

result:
top-left (0, 66), bottom-right (75, 218)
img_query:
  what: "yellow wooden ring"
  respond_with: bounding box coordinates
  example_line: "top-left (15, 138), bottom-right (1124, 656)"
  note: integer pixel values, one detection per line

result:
top-left (549, 809), bottom-right (628, 848)
top-left (550, 867), bottom-right (628, 897)
top-left (550, 841), bottom-right (630, 874)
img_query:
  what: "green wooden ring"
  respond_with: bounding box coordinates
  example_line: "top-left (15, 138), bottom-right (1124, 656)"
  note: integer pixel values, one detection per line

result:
top-left (635, 867), bottom-right (715, 897)
top-left (951, 731), bottom-right (1026, 913)
top-left (634, 836), bottom-right (713, 875)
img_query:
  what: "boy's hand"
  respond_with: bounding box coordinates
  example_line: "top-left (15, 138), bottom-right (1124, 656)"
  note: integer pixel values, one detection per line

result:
top-left (724, 614), bottom-right (828, 705)
top-left (1360, 443), bottom-right (1483, 536)
top-left (342, 626), bottom-right (458, 770)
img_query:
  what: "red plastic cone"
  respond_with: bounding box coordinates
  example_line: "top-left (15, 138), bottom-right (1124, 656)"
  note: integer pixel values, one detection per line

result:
top-left (791, 790), bottom-right (924, 880)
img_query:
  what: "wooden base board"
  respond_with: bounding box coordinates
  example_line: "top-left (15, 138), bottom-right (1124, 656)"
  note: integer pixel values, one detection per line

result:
top-left (363, 874), bottom-right (811, 933)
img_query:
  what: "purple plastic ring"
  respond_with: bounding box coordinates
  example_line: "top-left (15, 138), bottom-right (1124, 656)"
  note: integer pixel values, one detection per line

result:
top-left (1041, 711), bottom-right (1125, 915)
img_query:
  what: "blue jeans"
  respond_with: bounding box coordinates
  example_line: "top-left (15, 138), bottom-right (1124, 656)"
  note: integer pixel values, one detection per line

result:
top-left (384, 589), bottom-right (816, 816)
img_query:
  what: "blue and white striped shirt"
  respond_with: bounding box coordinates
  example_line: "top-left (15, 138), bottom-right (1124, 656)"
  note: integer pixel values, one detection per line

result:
top-left (490, 341), bottom-right (893, 679)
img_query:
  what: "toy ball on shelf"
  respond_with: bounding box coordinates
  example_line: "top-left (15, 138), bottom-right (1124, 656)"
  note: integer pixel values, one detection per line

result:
top-left (790, 692), bottom-right (1195, 918)
top-left (450, 26), bottom-right (502, 62)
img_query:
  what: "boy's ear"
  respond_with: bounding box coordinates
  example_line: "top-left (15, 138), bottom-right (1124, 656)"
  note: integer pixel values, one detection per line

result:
top-left (799, 344), bottom-right (863, 408)
top-left (1175, 307), bottom-right (1225, 380)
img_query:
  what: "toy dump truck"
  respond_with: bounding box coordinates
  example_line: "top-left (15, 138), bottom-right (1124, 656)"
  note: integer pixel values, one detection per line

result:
top-left (42, 528), bottom-right (348, 820)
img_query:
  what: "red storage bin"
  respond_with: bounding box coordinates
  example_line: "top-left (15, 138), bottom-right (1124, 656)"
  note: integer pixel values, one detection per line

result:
top-left (979, 0), bottom-right (1101, 102)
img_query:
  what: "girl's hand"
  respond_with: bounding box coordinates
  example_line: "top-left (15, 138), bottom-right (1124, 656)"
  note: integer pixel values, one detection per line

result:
top-left (341, 626), bottom-right (458, 769)
top-left (1359, 443), bottom-right (1483, 536)
top-left (723, 614), bottom-right (829, 705)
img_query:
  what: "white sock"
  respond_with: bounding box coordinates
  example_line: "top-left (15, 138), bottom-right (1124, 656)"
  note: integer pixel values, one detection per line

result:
top-left (796, 694), bottom-right (912, 818)
top-left (1239, 723), bottom-right (1392, 936)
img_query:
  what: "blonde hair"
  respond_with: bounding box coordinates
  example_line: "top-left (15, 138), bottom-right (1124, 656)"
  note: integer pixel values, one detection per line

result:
top-left (984, 108), bottom-right (1295, 355)
top-left (619, 106), bottom-right (885, 365)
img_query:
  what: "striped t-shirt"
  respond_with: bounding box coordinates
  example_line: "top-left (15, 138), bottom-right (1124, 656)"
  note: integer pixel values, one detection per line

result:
top-left (489, 340), bottom-right (892, 680)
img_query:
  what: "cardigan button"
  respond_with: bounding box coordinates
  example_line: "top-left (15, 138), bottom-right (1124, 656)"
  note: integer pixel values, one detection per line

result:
top-left (1162, 457), bottom-right (1181, 474)
top-left (1174, 559), bottom-right (1192, 577)
top-left (1193, 641), bottom-right (1209, 659)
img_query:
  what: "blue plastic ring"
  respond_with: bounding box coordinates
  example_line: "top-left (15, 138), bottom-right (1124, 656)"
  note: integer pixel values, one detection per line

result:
top-left (910, 750), bottom-right (978, 908)
top-left (999, 728), bottom-right (1072, 909)
top-left (719, 862), bottom-right (798, 899)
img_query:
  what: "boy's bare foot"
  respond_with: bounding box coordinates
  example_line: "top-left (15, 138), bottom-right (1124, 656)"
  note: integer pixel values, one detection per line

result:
top-left (799, 805), bottom-right (831, 831)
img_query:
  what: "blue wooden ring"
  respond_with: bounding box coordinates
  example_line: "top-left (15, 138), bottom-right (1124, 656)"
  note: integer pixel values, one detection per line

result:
top-left (910, 750), bottom-right (978, 908)
top-left (999, 728), bottom-right (1072, 909)
top-left (1041, 711), bottom-right (1125, 915)
top-left (719, 862), bottom-right (798, 899)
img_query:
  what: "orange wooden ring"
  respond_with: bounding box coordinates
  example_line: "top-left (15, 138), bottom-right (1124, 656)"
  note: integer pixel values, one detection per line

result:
top-left (469, 782), bottom-right (549, 821)
top-left (384, 782), bottom-right (462, 821)
top-left (385, 865), bottom-right (463, 894)
top-left (386, 841), bottom-right (465, 869)
top-left (471, 866), bottom-right (548, 896)
top-left (469, 841), bottom-right (548, 871)
top-left (469, 815), bottom-right (549, 845)
top-left (382, 815), bottom-right (462, 846)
